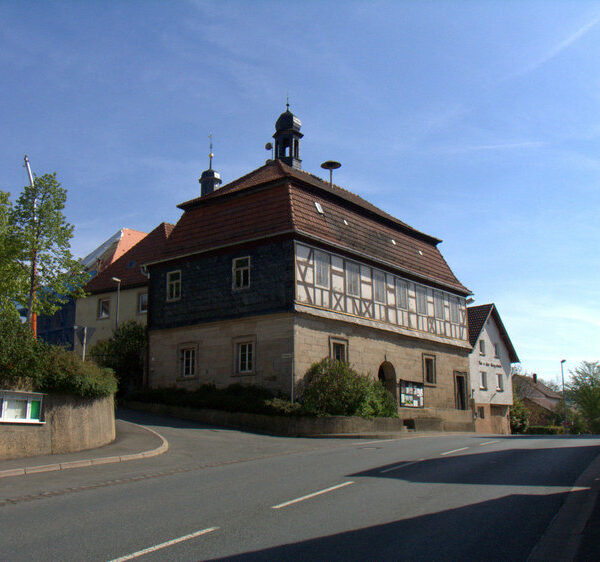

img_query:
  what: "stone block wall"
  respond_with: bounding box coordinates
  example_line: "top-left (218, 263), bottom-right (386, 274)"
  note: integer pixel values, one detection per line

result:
top-left (0, 394), bottom-right (115, 460)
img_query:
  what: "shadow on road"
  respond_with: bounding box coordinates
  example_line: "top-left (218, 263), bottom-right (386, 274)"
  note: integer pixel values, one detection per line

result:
top-left (210, 491), bottom-right (573, 561)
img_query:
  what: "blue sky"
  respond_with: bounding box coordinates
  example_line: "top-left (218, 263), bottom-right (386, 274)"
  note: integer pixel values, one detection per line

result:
top-left (2, 1), bottom-right (599, 382)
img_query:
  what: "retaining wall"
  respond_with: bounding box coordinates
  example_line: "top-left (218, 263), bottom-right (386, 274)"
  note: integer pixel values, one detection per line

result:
top-left (0, 394), bottom-right (115, 460)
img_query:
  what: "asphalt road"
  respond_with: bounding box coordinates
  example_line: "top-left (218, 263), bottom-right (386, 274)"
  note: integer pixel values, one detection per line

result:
top-left (2, 410), bottom-right (599, 561)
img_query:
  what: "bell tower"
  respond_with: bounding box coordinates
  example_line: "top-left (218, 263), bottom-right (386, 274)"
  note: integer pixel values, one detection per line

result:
top-left (273, 103), bottom-right (303, 170)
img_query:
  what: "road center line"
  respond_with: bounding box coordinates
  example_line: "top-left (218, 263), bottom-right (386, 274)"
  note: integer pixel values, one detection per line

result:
top-left (479, 440), bottom-right (499, 446)
top-left (440, 447), bottom-right (469, 456)
top-left (108, 527), bottom-right (219, 561)
top-left (357, 439), bottom-right (396, 446)
top-left (380, 460), bottom-right (420, 473)
top-left (272, 481), bottom-right (354, 509)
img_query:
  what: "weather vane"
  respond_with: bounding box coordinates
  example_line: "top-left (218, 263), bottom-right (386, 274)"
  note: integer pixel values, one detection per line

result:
top-left (208, 133), bottom-right (214, 170)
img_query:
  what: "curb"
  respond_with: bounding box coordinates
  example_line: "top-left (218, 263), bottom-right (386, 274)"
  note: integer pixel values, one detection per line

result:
top-left (0, 420), bottom-right (168, 479)
top-left (528, 451), bottom-right (600, 561)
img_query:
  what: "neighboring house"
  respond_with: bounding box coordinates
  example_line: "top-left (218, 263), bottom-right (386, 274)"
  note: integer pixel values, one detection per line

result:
top-left (74, 223), bottom-right (173, 357)
top-left (146, 108), bottom-right (475, 430)
top-left (37, 228), bottom-right (147, 349)
top-left (467, 304), bottom-right (519, 434)
top-left (513, 373), bottom-right (562, 426)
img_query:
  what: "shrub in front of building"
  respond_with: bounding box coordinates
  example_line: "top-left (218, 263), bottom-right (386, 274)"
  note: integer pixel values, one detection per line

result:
top-left (301, 359), bottom-right (398, 418)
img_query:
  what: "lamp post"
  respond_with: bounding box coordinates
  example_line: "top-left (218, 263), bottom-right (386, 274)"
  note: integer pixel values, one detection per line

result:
top-left (112, 277), bottom-right (121, 330)
top-left (560, 359), bottom-right (567, 431)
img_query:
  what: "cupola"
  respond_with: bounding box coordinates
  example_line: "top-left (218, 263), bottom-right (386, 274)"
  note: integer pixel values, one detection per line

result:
top-left (273, 103), bottom-right (303, 169)
top-left (199, 137), bottom-right (222, 196)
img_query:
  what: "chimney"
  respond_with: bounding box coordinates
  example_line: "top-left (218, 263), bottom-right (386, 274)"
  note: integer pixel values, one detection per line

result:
top-left (532, 373), bottom-right (537, 384)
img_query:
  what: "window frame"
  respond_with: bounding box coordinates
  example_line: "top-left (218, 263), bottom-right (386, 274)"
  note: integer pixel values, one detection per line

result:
top-left (423, 354), bottom-right (436, 385)
top-left (237, 341), bottom-right (255, 374)
top-left (232, 256), bottom-right (251, 291)
top-left (496, 373), bottom-right (504, 391)
top-left (138, 292), bottom-right (148, 314)
top-left (479, 339), bottom-right (486, 355)
top-left (178, 345), bottom-right (197, 378)
top-left (329, 337), bottom-right (348, 363)
top-left (0, 390), bottom-right (44, 424)
top-left (494, 344), bottom-right (500, 358)
top-left (434, 291), bottom-right (445, 320)
top-left (395, 279), bottom-right (408, 310)
top-left (450, 296), bottom-right (460, 324)
top-left (478, 406), bottom-right (485, 419)
top-left (399, 380), bottom-right (424, 408)
top-left (314, 250), bottom-right (330, 289)
top-left (416, 285), bottom-right (428, 315)
top-left (479, 371), bottom-right (487, 390)
top-left (97, 297), bottom-right (110, 319)
top-left (345, 261), bottom-right (360, 297)
top-left (373, 269), bottom-right (386, 304)
top-left (166, 270), bottom-right (182, 302)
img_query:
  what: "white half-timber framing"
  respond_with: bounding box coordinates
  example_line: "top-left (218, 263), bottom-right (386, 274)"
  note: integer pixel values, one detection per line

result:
top-left (295, 242), bottom-right (467, 342)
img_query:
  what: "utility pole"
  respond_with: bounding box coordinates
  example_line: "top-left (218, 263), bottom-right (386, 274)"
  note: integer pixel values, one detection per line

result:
top-left (561, 359), bottom-right (568, 432)
top-left (24, 155), bottom-right (38, 337)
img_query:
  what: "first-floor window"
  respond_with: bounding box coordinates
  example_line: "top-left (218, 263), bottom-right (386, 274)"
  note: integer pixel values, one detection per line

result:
top-left (233, 257), bottom-right (251, 290)
top-left (395, 279), bottom-right (408, 309)
top-left (400, 380), bottom-right (424, 408)
top-left (373, 270), bottom-right (386, 303)
top-left (330, 339), bottom-right (348, 363)
top-left (497, 373), bottom-right (504, 391)
top-left (138, 292), bottom-right (148, 314)
top-left (423, 355), bottom-right (436, 384)
top-left (180, 347), bottom-right (196, 377)
top-left (346, 261), bottom-right (360, 296)
top-left (314, 250), bottom-right (330, 289)
top-left (97, 297), bottom-right (110, 319)
top-left (416, 285), bottom-right (427, 315)
top-left (450, 296), bottom-right (460, 324)
top-left (478, 406), bottom-right (485, 419)
top-left (238, 342), bottom-right (254, 373)
top-left (434, 291), bottom-right (445, 319)
top-left (167, 270), bottom-right (181, 301)
top-left (0, 391), bottom-right (43, 423)
top-left (480, 371), bottom-right (487, 390)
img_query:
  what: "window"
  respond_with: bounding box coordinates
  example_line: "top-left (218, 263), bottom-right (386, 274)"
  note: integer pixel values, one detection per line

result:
top-left (395, 279), bottom-right (408, 309)
top-left (416, 285), bottom-right (427, 315)
top-left (497, 373), bottom-right (504, 391)
top-left (138, 292), bottom-right (148, 314)
top-left (434, 291), bottom-right (445, 320)
top-left (478, 406), bottom-right (485, 419)
top-left (314, 251), bottom-right (330, 289)
top-left (97, 298), bottom-right (110, 319)
top-left (238, 342), bottom-right (254, 373)
top-left (167, 270), bottom-right (181, 301)
top-left (0, 391), bottom-right (43, 423)
top-left (494, 344), bottom-right (500, 358)
top-left (423, 355), bottom-right (436, 384)
top-left (400, 380), bottom-right (424, 408)
top-left (450, 296), bottom-right (460, 324)
top-left (330, 338), bottom-right (348, 362)
top-left (480, 371), bottom-right (487, 390)
top-left (373, 270), bottom-right (386, 303)
top-left (479, 339), bottom-right (486, 355)
top-left (179, 347), bottom-right (196, 378)
top-left (233, 257), bottom-right (251, 290)
top-left (346, 261), bottom-right (360, 296)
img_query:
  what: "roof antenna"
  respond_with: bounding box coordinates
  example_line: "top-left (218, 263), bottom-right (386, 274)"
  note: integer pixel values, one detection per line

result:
top-left (286, 92), bottom-right (290, 111)
top-left (208, 133), bottom-right (214, 170)
top-left (321, 160), bottom-right (341, 187)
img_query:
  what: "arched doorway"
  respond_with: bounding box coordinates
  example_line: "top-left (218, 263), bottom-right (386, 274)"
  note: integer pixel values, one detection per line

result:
top-left (378, 361), bottom-right (398, 402)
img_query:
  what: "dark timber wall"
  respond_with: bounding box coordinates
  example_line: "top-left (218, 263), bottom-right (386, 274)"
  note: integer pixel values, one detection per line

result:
top-left (149, 239), bottom-right (295, 331)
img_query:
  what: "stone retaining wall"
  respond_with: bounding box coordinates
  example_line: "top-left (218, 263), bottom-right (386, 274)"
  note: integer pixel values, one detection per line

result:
top-left (0, 394), bottom-right (115, 460)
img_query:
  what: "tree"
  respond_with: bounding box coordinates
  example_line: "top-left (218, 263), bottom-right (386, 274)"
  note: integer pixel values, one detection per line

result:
top-left (509, 395), bottom-right (530, 433)
top-left (566, 361), bottom-right (600, 434)
top-left (0, 191), bottom-right (25, 314)
top-left (9, 173), bottom-right (88, 320)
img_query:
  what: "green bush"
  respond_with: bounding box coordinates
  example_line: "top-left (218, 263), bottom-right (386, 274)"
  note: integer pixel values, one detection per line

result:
top-left (39, 346), bottom-right (117, 399)
top-left (301, 359), bottom-right (398, 418)
top-left (0, 310), bottom-right (117, 399)
top-left (127, 384), bottom-right (303, 417)
top-left (509, 395), bottom-right (530, 434)
top-left (524, 425), bottom-right (565, 435)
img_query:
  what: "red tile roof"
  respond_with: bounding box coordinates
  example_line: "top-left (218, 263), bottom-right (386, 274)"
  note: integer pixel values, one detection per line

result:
top-left (156, 159), bottom-right (469, 294)
top-left (85, 222), bottom-right (174, 294)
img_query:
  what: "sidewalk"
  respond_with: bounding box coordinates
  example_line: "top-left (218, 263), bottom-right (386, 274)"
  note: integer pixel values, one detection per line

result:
top-left (0, 417), bottom-right (168, 478)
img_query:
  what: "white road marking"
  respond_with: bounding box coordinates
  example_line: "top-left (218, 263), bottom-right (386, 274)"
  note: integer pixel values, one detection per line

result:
top-left (479, 440), bottom-right (499, 446)
top-left (272, 481), bottom-right (354, 509)
top-left (380, 460), bottom-right (420, 473)
top-left (358, 439), bottom-right (396, 446)
top-left (108, 527), bottom-right (219, 561)
top-left (440, 447), bottom-right (469, 456)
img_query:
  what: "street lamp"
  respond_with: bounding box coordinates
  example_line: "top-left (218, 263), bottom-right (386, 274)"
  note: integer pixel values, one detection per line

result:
top-left (112, 277), bottom-right (121, 330)
top-left (560, 359), bottom-right (567, 431)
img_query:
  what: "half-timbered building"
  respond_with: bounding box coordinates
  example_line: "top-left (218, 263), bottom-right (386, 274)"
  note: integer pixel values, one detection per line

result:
top-left (146, 108), bottom-right (474, 430)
